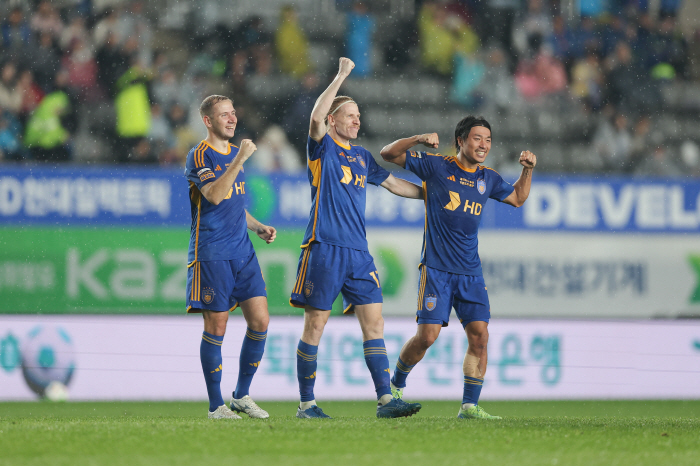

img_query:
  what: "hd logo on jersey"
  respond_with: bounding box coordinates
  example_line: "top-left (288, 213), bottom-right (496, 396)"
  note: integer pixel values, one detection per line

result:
top-left (425, 295), bottom-right (437, 311)
top-left (202, 287), bottom-right (215, 305)
top-left (304, 281), bottom-right (314, 297)
top-left (477, 179), bottom-right (486, 194)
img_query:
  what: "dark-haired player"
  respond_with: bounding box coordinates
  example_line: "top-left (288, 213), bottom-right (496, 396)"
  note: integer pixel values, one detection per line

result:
top-left (290, 58), bottom-right (423, 419)
top-left (380, 117), bottom-right (537, 419)
top-left (185, 95), bottom-right (276, 419)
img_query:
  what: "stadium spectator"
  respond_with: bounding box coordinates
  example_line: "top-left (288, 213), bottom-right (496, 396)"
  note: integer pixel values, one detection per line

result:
top-left (30, 1), bottom-right (63, 41)
top-left (23, 70), bottom-right (77, 162)
top-left (232, 16), bottom-right (274, 79)
top-left (548, 15), bottom-right (575, 64)
top-left (275, 5), bottom-right (312, 79)
top-left (148, 102), bottom-right (175, 157)
top-left (17, 70), bottom-right (45, 122)
top-left (513, 0), bottom-right (554, 58)
top-left (23, 32), bottom-right (61, 93)
top-left (628, 114), bottom-right (654, 172)
top-left (1, 7), bottom-right (31, 61)
top-left (592, 111), bottom-right (633, 172)
top-left (96, 32), bottom-right (129, 97)
top-left (450, 48), bottom-right (486, 108)
top-left (247, 124), bottom-right (302, 172)
top-left (514, 44), bottom-right (568, 101)
top-left (345, 1), bottom-right (375, 78)
top-left (60, 14), bottom-right (91, 52)
top-left (152, 67), bottom-right (181, 109)
top-left (570, 48), bottom-right (604, 110)
top-left (113, 60), bottom-right (153, 162)
top-left (604, 40), bottom-right (662, 113)
top-left (418, 2), bottom-right (479, 77)
top-left (62, 36), bottom-right (100, 102)
top-left (93, 8), bottom-right (122, 49)
top-left (283, 71), bottom-right (321, 155)
top-left (0, 61), bottom-right (25, 116)
top-left (482, 0), bottom-right (520, 66)
top-left (634, 140), bottom-right (683, 176)
top-left (476, 44), bottom-right (521, 114)
top-left (0, 107), bottom-right (23, 160)
top-left (117, 1), bottom-right (153, 68)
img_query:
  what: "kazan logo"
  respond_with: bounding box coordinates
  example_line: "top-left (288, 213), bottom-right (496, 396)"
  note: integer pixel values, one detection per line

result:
top-left (477, 179), bottom-right (486, 194)
top-left (425, 295), bottom-right (437, 311)
top-left (304, 281), bottom-right (314, 297)
top-left (202, 287), bottom-right (215, 305)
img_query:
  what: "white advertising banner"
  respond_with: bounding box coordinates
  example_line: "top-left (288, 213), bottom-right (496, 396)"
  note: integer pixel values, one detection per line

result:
top-left (2, 316), bottom-right (700, 401)
top-left (366, 231), bottom-right (700, 319)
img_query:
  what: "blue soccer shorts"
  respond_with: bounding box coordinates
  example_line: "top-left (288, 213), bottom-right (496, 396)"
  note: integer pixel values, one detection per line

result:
top-left (416, 264), bottom-right (490, 327)
top-left (290, 241), bottom-right (383, 313)
top-left (186, 252), bottom-right (267, 313)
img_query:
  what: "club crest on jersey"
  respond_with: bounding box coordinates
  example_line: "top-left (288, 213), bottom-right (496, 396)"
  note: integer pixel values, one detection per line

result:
top-left (477, 179), bottom-right (486, 194)
top-left (425, 295), bottom-right (437, 311)
top-left (358, 156), bottom-right (366, 168)
top-left (202, 287), bottom-right (215, 305)
top-left (304, 281), bottom-right (314, 297)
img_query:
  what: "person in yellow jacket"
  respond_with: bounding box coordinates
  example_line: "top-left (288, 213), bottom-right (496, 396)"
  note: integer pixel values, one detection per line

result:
top-left (24, 70), bottom-right (77, 162)
top-left (275, 5), bottom-right (312, 79)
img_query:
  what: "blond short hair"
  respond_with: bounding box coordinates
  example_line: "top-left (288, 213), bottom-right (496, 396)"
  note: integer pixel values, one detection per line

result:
top-left (199, 95), bottom-right (233, 118)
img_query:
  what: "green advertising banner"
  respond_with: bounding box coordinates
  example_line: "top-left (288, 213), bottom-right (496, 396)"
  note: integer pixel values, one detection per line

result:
top-left (0, 227), bottom-right (417, 315)
top-left (0, 227), bottom-right (314, 315)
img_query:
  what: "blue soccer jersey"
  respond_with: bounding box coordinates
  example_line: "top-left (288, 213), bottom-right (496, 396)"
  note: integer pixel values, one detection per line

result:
top-left (405, 150), bottom-right (514, 276)
top-left (184, 140), bottom-right (254, 264)
top-left (300, 134), bottom-right (390, 251)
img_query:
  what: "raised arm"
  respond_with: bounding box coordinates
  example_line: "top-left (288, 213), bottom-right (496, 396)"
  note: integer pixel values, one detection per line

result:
top-left (200, 139), bottom-right (256, 205)
top-left (309, 57), bottom-right (355, 142)
top-left (246, 210), bottom-right (277, 244)
top-left (380, 174), bottom-right (423, 199)
top-left (380, 133), bottom-right (439, 168)
top-left (503, 150), bottom-right (537, 208)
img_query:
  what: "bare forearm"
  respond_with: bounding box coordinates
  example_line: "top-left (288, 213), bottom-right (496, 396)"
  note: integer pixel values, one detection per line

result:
top-left (380, 135), bottom-right (421, 163)
top-left (201, 160), bottom-right (244, 205)
top-left (381, 174), bottom-right (423, 199)
top-left (246, 210), bottom-right (263, 231)
top-left (311, 73), bottom-right (348, 122)
top-left (511, 167), bottom-right (533, 206)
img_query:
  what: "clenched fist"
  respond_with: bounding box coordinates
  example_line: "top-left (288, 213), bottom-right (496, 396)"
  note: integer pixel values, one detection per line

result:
top-left (519, 150), bottom-right (537, 169)
top-left (236, 139), bottom-right (257, 163)
top-left (418, 133), bottom-right (439, 149)
top-left (338, 57), bottom-right (355, 77)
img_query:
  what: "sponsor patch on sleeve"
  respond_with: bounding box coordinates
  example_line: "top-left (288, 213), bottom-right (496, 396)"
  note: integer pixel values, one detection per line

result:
top-left (409, 151), bottom-right (422, 158)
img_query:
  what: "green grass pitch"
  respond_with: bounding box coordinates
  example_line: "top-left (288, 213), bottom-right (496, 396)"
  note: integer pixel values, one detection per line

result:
top-left (1, 400), bottom-right (699, 466)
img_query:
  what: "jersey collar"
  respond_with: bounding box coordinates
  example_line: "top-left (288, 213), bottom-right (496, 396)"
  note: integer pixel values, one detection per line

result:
top-left (202, 140), bottom-right (232, 155)
top-left (330, 135), bottom-right (352, 150)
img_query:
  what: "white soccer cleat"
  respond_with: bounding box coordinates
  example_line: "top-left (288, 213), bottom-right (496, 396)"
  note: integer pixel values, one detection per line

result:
top-left (231, 395), bottom-right (270, 419)
top-left (208, 404), bottom-right (242, 419)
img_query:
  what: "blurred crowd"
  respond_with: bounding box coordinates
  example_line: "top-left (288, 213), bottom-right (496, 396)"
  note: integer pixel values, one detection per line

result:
top-left (415, 0), bottom-right (700, 175)
top-left (1, 0), bottom-right (699, 176)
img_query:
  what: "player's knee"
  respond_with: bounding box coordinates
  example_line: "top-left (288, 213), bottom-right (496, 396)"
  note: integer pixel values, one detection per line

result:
top-left (417, 332), bottom-right (438, 350)
top-left (249, 314), bottom-right (269, 333)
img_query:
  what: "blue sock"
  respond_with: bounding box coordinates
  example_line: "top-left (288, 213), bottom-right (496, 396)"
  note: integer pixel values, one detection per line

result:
top-left (296, 340), bottom-right (318, 402)
top-left (233, 328), bottom-right (267, 399)
top-left (391, 357), bottom-right (416, 389)
top-left (463, 376), bottom-right (484, 405)
top-left (363, 339), bottom-right (391, 399)
top-left (200, 332), bottom-right (225, 412)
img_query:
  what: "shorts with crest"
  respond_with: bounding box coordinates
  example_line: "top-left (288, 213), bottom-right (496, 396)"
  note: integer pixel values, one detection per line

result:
top-left (416, 265), bottom-right (490, 327)
top-left (290, 241), bottom-right (383, 313)
top-left (186, 252), bottom-right (266, 313)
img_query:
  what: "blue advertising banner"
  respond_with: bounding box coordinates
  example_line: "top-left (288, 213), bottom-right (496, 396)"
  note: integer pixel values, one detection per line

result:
top-left (1, 167), bottom-right (699, 232)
